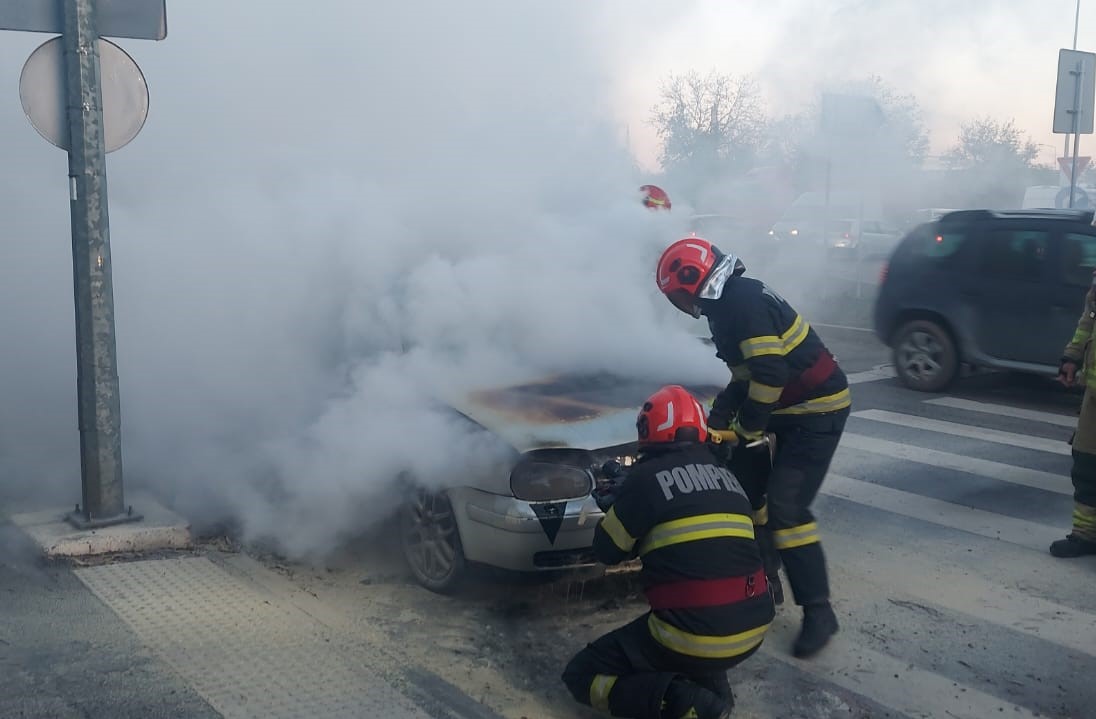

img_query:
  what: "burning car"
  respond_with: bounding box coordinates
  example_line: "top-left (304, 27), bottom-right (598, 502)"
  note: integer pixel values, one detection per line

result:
top-left (399, 372), bottom-right (722, 593)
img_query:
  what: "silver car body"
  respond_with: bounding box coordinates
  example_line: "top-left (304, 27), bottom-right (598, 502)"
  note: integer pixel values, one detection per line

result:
top-left (439, 373), bottom-right (723, 573)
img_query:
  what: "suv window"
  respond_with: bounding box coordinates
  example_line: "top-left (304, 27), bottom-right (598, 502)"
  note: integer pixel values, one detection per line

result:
top-left (979, 229), bottom-right (1049, 281)
top-left (1061, 232), bottom-right (1096, 287)
top-left (903, 224), bottom-right (966, 260)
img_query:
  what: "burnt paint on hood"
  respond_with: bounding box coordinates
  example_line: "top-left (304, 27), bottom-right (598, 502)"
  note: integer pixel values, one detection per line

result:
top-left (451, 372), bottom-right (723, 452)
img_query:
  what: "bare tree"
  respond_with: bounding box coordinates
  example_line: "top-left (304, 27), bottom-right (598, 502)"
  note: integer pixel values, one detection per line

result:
top-left (944, 117), bottom-right (1039, 169)
top-left (650, 70), bottom-right (766, 175)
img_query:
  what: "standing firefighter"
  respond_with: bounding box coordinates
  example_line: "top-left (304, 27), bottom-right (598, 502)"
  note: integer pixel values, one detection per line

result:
top-left (654, 237), bottom-right (851, 658)
top-left (1054, 265), bottom-right (1096, 557)
top-left (641, 184), bottom-right (672, 211)
top-left (562, 385), bottom-right (774, 719)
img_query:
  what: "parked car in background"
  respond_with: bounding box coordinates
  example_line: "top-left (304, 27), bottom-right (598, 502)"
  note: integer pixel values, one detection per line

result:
top-left (766, 191), bottom-right (884, 250)
top-left (399, 371), bottom-right (723, 592)
top-left (824, 218), bottom-right (901, 258)
top-left (873, 208), bottom-right (1096, 392)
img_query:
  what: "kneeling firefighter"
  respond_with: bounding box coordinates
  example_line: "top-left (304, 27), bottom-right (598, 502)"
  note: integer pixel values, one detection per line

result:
top-left (562, 385), bottom-right (774, 719)
top-left (654, 237), bottom-right (851, 658)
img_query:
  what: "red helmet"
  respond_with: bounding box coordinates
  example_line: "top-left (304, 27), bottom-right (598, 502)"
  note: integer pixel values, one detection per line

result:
top-left (640, 184), bottom-right (672, 211)
top-left (655, 237), bottom-right (745, 317)
top-left (637, 385), bottom-right (708, 447)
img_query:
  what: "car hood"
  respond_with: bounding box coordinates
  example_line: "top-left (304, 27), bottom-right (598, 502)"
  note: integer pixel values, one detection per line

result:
top-left (444, 371), bottom-right (725, 453)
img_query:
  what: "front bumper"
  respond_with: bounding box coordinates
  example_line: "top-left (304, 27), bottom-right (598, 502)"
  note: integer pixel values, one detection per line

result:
top-left (447, 486), bottom-right (604, 572)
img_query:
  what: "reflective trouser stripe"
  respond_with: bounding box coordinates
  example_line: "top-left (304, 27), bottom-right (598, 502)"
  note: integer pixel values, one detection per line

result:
top-left (589, 674), bottom-right (617, 713)
top-left (773, 521), bottom-right (819, 550)
top-left (648, 615), bottom-right (770, 659)
top-left (638, 513), bottom-right (755, 555)
top-left (1074, 502), bottom-right (1096, 540)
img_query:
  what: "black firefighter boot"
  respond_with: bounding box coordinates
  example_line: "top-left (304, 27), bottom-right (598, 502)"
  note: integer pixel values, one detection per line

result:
top-left (1050, 533), bottom-right (1096, 557)
top-left (661, 678), bottom-right (732, 719)
top-left (793, 601), bottom-right (839, 659)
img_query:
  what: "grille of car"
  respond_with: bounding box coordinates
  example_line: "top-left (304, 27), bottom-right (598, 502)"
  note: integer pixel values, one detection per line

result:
top-left (533, 547), bottom-right (598, 568)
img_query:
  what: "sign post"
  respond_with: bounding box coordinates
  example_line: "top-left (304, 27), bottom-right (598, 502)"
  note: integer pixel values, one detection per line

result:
top-left (1053, 48), bottom-right (1096, 208)
top-left (1, 0), bottom-right (166, 528)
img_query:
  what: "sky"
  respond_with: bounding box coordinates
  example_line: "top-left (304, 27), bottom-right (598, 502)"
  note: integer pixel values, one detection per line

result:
top-left (603, 0), bottom-right (1096, 170)
top-left (0, 0), bottom-right (1092, 557)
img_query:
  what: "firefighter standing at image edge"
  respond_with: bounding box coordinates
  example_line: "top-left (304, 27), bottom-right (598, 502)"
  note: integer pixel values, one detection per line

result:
top-left (562, 385), bottom-right (774, 719)
top-left (1054, 234), bottom-right (1096, 558)
top-left (654, 237), bottom-right (852, 659)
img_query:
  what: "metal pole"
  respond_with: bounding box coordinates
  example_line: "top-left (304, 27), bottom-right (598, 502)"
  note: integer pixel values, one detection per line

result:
top-left (1075, 0), bottom-right (1082, 50)
top-left (1071, 56), bottom-right (1085, 208)
top-left (62, 0), bottom-right (135, 528)
top-left (1066, 0), bottom-right (1081, 160)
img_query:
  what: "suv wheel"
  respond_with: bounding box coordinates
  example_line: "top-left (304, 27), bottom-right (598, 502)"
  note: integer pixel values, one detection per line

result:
top-left (892, 319), bottom-right (958, 392)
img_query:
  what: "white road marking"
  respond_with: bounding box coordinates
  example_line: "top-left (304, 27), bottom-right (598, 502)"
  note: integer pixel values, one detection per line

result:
top-left (845, 365), bottom-right (896, 385)
top-left (762, 615), bottom-right (1042, 719)
top-left (852, 409), bottom-right (1072, 456)
top-left (924, 396), bottom-right (1078, 428)
top-left (822, 474), bottom-right (1061, 552)
top-left (819, 530), bottom-right (1096, 660)
top-left (836, 433), bottom-right (1073, 495)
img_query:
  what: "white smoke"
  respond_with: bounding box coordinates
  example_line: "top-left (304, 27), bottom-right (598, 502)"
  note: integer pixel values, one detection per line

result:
top-left (0, 1), bottom-right (725, 557)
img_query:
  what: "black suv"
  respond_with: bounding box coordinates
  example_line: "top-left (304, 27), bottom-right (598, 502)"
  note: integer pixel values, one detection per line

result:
top-left (874, 209), bottom-right (1096, 392)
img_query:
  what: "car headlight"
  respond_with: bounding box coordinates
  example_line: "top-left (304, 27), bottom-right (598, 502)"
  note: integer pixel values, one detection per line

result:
top-left (510, 459), bottom-right (593, 502)
top-left (790, 228), bottom-right (799, 236)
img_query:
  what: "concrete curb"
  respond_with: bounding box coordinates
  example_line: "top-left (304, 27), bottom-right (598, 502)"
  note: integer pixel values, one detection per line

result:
top-left (11, 492), bottom-right (192, 557)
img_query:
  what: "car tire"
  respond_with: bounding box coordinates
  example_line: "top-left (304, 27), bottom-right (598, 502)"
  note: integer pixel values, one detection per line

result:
top-left (400, 486), bottom-right (467, 594)
top-left (892, 319), bottom-right (959, 392)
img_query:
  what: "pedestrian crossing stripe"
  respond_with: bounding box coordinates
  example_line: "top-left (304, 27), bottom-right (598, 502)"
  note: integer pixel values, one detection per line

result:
top-left (924, 396), bottom-right (1078, 428)
top-left (821, 474), bottom-right (1061, 552)
top-left (836, 433), bottom-right (1073, 495)
top-left (761, 616), bottom-right (1043, 719)
top-left (852, 409), bottom-right (1072, 455)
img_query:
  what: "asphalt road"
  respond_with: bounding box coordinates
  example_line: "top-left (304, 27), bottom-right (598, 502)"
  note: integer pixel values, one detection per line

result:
top-left (3, 323), bottom-right (1094, 718)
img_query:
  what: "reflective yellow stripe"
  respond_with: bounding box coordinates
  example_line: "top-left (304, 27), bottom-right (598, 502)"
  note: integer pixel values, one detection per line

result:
top-left (648, 615), bottom-right (770, 659)
top-left (773, 522), bottom-right (819, 550)
top-left (599, 507), bottom-right (636, 553)
top-left (739, 315), bottom-right (809, 359)
top-left (783, 315), bottom-right (810, 353)
top-left (751, 503), bottom-right (768, 526)
top-left (638, 513), bottom-right (755, 555)
top-left (730, 420), bottom-right (763, 442)
top-left (747, 381), bottom-right (783, 404)
top-left (739, 335), bottom-right (784, 358)
top-left (1074, 502), bottom-right (1096, 539)
top-left (773, 388), bottom-right (851, 415)
top-left (589, 674), bottom-right (617, 713)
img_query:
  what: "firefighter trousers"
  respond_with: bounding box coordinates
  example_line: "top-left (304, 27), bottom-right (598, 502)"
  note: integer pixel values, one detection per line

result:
top-left (736, 408), bottom-right (848, 607)
top-left (1070, 449), bottom-right (1096, 540)
top-left (562, 613), bottom-right (746, 719)
top-left (1070, 388), bottom-right (1096, 539)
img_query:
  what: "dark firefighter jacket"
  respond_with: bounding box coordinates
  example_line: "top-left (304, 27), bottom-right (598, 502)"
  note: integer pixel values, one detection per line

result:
top-left (593, 444), bottom-right (775, 660)
top-left (701, 276), bottom-right (851, 438)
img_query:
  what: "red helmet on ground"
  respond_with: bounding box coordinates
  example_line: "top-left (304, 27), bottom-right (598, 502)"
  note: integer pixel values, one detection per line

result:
top-left (655, 237), bottom-right (746, 318)
top-left (637, 385), bottom-right (708, 447)
top-left (640, 184), bottom-right (672, 211)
